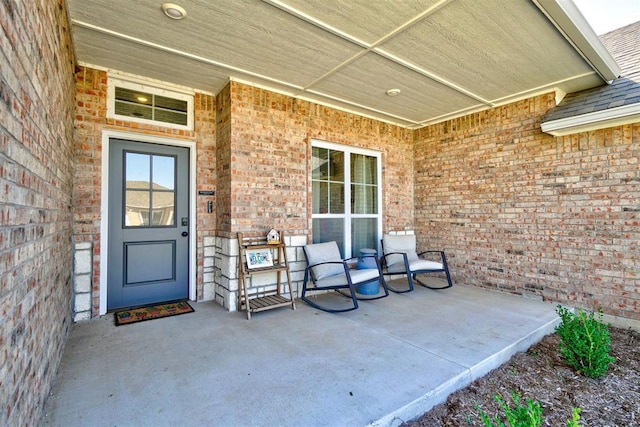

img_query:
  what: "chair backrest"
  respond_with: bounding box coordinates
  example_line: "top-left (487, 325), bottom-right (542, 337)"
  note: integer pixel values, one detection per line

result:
top-left (303, 241), bottom-right (344, 280)
top-left (382, 234), bottom-right (419, 266)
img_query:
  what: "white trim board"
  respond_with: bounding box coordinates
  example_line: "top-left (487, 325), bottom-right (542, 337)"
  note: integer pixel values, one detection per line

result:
top-left (541, 103), bottom-right (640, 136)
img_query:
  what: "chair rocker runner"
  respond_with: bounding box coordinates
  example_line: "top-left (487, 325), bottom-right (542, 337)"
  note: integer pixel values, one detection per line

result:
top-left (302, 241), bottom-right (389, 313)
top-left (381, 234), bottom-right (453, 293)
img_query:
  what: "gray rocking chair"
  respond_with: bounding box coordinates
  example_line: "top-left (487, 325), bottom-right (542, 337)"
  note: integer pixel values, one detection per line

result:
top-left (381, 234), bottom-right (453, 293)
top-left (302, 241), bottom-right (389, 312)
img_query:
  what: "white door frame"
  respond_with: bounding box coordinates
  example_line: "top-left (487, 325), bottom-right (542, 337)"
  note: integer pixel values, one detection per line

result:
top-left (99, 130), bottom-right (197, 315)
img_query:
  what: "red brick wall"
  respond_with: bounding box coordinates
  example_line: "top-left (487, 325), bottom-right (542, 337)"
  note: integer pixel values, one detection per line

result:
top-left (414, 93), bottom-right (640, 321)
top-left (223, 81), bottom-right (415, 237)
top-left (216, 84), bottom-right (232, 234)
top-left (195, 93), bottom-right (217, 297)
top-left (74, 66), bottom-right (217, 311)
top-left (0, 0), bottom-right (76, 424)
top-left (74, 67), bottom-right (106, 315)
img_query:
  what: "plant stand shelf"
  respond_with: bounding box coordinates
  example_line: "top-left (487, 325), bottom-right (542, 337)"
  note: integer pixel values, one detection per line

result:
top-left (237, 231), bottom-right (296, 319)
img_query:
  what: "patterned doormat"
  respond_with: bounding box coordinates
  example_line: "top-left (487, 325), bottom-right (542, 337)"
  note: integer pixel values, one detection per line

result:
top-left (114, 301), bottom-right (194, 326)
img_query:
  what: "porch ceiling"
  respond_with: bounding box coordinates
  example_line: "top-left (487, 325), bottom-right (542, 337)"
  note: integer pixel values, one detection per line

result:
top-left (66, 0), bottom-right (618, 128)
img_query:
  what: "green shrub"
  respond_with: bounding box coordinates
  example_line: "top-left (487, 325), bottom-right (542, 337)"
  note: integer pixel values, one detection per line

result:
top-left (566, 407), bottom-right (582, 427)
top-left (479, 392), bottom-right (543, 427)
top-left (555, 305), bottom-right (615, 378)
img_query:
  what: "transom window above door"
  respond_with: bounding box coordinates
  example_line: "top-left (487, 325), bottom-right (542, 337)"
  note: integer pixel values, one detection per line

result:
top-left (107, 76), bottom-right (194, 130)
top-left (311, 140), bottom-right (382, 258)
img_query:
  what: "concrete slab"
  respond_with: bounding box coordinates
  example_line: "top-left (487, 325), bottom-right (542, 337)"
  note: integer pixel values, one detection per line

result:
top-left (42, 283), bottom-right (559, 427)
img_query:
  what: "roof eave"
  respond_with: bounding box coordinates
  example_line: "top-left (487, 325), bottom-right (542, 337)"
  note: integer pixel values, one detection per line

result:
top-left (541, 103), bottom-right (640, 136)
top-left (533, 0), bottom-right (621, 83)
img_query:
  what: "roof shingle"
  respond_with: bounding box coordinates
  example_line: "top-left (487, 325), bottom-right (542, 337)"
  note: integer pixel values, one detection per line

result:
top-left (544, 21), bottom-right (640, 122)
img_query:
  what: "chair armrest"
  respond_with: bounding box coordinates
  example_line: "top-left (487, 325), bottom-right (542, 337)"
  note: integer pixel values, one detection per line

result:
top-left (344, 255), bottom-right (381, 271)
top-left (381, 251), bottom-right (408, 258)
top-left (307, 260), bottom-right (347, 269)
top-left (417, 250), bottom-right (447, 262)
top-left (344, 255), bottom-right (379, 263)
top-left (418, 250), bottom-right (445, 256)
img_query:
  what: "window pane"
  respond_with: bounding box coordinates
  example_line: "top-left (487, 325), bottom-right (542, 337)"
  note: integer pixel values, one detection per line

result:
top-left (352, 218), bottom-right (378, 258)
top-left (351, 154), bottom-right (377, 185)
top-left (329, 150), bottom-right (344, 182)
top-left (114, 86), bottom-right (190, 127)
top-left (154, 109), bottom-right (188, 126)
top-left (312, 147), bottom-right (329, 180)
top-left (155, 95), bottom-right (187, 112)
top-left (115, 87), bottom-right (151, 105)
top-left (351, 184), bottom-right (377, 214)
top-left (313, 218), bottom-right (344, 257)
top-left (140, 211), bottom-right (150, 226)
top-left (151, 191), bottom-right (175, 226)
top-left (312, 181), bottom-right (328, 214)
top-left (124, 152), bottom-right (176, 227)
top-left (125, 152), bottom-right (151, 189)
top-left (152, 155), bottom-right (175, 190)
top-left (115, 101), bottom-right (153, 120)
top-left (329, 182), bottom-right (344, 213)
top-left (115, 88), bottom-right (153, 120)
top-left (125, 189), bottom-right (150, 226)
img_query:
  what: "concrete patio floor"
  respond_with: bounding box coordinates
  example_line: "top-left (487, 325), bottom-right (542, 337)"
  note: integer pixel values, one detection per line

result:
top-left (42, 280), bottom-right (560, 427)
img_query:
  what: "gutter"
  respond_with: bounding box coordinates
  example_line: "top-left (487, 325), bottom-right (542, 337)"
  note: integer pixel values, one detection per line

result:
top-left (533, 0), bottom-right (621, 83)
top-left (541, 103), bottom-right (640, 136)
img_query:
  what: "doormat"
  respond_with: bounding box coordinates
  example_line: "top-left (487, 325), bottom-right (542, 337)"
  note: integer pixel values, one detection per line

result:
top-left (114, 301), bottom-right (194, 326)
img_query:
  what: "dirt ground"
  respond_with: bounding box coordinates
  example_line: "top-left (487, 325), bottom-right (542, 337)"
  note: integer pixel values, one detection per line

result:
top-left (405, 326), bottom-right (640, 426)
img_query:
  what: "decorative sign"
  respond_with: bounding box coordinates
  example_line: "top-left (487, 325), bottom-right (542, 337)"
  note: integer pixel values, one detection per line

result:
top-left (198, 190), bottom-right (215, 196)
top-left (245, 248), bottom-right (274, 269)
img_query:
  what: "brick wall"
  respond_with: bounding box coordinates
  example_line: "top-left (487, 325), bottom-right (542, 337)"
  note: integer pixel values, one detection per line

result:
top-left (195, 93), bottom-right (217, 299)
top-left (224, 81), bottom-right (415, 237)
top-left (414, 93), bottom-right (640, 322)
top-left (73, 68), bottom-right (106, 319)
top-left (216, 83), bottom-right (232, 234)
top-left (74, 66), bottom-right (217, 315)
top-left (0, 0), bottom-right (76, 424)
top-left (69, 71), bottom-right (640, 323)
top-left (72, 77), bottom-right (416, 311)
top-left (208, 81), bottom-right (414, 308)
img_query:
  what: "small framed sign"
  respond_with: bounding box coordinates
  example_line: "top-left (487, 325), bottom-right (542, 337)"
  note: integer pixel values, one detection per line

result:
top-left (245, 248), bottom-right (273, 269)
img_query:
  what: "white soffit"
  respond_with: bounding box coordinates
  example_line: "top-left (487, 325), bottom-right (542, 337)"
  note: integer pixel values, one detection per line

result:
top-left (66, 0), bottom-right (619, 129)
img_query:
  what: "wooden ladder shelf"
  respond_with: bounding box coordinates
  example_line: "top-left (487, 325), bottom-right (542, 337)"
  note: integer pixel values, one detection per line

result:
top-left (237, 231), bottom-right (296, 319)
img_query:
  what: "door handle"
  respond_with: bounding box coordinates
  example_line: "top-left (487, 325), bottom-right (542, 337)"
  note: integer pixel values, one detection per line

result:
top-left (181, 231), bottom-right (189, 237)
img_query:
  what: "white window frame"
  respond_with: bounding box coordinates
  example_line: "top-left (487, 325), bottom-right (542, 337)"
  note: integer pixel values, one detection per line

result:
top-left (107, 76), bottom-right (194, 131)
top-left (311, 139), bottom-right (383, 258)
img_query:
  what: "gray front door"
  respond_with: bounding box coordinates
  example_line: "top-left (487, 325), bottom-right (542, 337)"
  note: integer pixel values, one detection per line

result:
top-left (108, 139), bottom-right (189, 310)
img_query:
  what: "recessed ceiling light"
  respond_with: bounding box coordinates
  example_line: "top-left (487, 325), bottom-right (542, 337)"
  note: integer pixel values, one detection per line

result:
top-left (161, 3), bottom-right (187, 20)
top-left (137, 96), bottom-right (148, 103)
top-left (386, 88), bottom-right (401, 97)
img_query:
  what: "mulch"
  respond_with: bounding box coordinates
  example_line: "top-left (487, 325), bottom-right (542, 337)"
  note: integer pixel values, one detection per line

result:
top-left (405, 326), bottom-right (640, 426)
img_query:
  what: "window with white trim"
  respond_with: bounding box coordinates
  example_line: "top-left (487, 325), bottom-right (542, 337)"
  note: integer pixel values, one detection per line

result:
top-left (312, 140), bottom-right (382, 258)
top-left (107, 77), bottom-right (194, 130)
